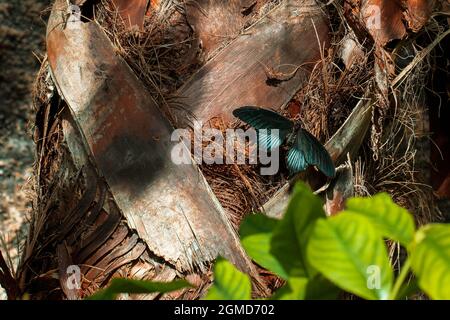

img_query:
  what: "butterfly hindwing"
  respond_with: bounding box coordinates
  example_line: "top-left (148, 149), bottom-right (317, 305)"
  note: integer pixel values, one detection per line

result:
top-left (286, 146), bottom-right (308, 174)
top-left (289, 129), bottom-right (336, 177)
top-left (233, 106), bottom-right (293, 150)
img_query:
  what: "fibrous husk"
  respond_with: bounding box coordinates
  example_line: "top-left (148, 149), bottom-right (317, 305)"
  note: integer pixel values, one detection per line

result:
top-left (344, 0), bottom-right (435, 46)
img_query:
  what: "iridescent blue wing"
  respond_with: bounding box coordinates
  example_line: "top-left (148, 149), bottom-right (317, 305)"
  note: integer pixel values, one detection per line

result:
top-left (233, 106), bottom-right (294, 130)
top-left (256, 129), bottom-right (287, 151)
top-left (286, 145), bottom-right (308, 174)
top-left (287, 129), bottom-right (335, 177)
top-left (233, 106), bottom-right (293, 150)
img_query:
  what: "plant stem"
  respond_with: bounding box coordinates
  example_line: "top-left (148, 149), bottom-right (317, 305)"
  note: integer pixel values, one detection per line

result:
top-left (389, 258), bottom-right (412, 300)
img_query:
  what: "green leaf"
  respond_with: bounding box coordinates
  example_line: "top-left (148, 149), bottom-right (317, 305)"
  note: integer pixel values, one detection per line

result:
top-left (270, 182), bottom-right (326, 278)
top-left (410, 224), bottom-right (450, 300)
top-left (240, 214), bottom-right (278, 238)
top-left (204, 259), bottom-right (252, 300)
top-left (307, 212), bottom-right (393, 300)
top-left (272, 275), bottom-right (339, 300)
top-left (346, 193), bottom-right (415, 246)
top-left (87, 278), bottom-right (190, 300)
top-left (240, 214), bottom-right (288, 279)
top-left (304, 275), bottom-right (341, 300)
top-left (396, 280), bottom-right (420, 300)
top-left (272, 277), bottom-right (309, 300)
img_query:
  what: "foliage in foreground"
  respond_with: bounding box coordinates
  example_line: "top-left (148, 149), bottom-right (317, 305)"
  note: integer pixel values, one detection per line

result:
top-left (91, 183), bottom-right (450, 300)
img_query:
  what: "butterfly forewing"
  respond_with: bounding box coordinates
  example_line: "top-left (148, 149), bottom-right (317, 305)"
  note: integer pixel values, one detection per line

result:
top-left (258, 129), bottom-right (286, 151)
top-left (233, 107), bottom-right (294, 130)
top-left (233, 106), bottom-right (293, 150)
top-left (294, 129), bottom-right (336, 177)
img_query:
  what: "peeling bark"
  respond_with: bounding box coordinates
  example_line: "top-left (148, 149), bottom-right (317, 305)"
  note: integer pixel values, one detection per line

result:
top-left (177, 0), bottom-right (329, 124)
top-left (111, 0), bottom-right (149, 30)
top-left (47, 0), bottom-right (257, 275)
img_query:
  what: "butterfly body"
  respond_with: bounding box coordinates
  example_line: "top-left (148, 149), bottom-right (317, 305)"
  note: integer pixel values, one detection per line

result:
top-left (284, 123), bottom-right (302, 147)
top-left (233, 106), bottom-right (336, 178)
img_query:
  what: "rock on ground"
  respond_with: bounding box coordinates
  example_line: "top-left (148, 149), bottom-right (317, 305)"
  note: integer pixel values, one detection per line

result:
top-left (0, 0), bottom-right (51, 299)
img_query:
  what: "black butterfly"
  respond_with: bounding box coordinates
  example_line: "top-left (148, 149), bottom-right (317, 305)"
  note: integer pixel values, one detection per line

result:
top-left (233, 106), bottom-right (336, 178)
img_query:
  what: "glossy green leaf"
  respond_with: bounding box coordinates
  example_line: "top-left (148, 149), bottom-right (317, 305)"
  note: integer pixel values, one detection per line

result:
top-left (88, 278), bottom-right (190, 300)
top-left (270, 182), bottom-right (326, 278)
top-left (240, 214), bottom-right (288, 279)
top-left (307, 213), bottom-right (393, 300)
top-left (347, 193), bottom-right (415, 246)
top-left (410, 224), bottom-right (450, 300)
top-left (204, 259), bottom-right (251, 300)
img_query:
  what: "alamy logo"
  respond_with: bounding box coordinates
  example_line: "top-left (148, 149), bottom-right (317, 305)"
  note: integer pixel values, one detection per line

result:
top-left (367, 265), bottom-right (381, 290)
top-left (66, 265), bottom-right (81, 290)
top-left (364, 5), bottom-right (381, 31)
top-left (170, 121), bottom-right (280, 175)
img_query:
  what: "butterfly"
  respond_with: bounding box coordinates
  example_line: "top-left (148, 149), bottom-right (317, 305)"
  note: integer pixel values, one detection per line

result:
top-left (233, 106), bottom-right (336, 178)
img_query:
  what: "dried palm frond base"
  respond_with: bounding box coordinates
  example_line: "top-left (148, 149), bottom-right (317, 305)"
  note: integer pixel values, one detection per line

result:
top-left (19, 63), bottom-right (196, 300)
top-left (5, 0), bottom-right (447, 300)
